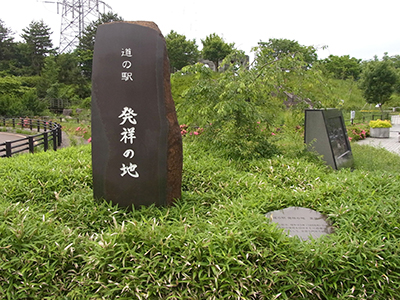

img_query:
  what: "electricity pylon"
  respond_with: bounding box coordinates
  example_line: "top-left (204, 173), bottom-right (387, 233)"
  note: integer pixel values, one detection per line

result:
top-left (45, 0), bottom-right (112, 53)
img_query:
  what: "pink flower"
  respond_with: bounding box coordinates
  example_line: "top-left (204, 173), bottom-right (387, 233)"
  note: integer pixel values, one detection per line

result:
top-left (257, 121), bottom-right (261, 124)
top-left (271, 132), bottom-right (276, 136)
top-left (88, 137), bottom-right (92, 143)
top-left (194, 131), bottom-right (199, 135)
top-left (76, 127), bottom-right (81, 131)
top-left (348, 137), bottom-right (352, 141)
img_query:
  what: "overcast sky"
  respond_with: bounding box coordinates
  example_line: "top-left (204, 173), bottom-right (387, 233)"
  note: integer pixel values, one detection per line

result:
top-left (1, 0), bottom-right (399, 62)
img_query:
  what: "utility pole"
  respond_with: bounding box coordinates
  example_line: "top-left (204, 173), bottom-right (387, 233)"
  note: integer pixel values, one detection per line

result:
top-left (44, 0), bottom-right (112, 53)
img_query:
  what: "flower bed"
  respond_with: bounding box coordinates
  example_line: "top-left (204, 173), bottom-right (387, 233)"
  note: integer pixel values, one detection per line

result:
top-left (346, 123), bottom-right (370, 142)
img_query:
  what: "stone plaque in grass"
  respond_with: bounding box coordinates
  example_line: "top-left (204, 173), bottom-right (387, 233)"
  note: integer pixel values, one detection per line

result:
top-left (266, 207), bottom-right (333, 241)
top-left (91, 21), bottom-right (182, 208)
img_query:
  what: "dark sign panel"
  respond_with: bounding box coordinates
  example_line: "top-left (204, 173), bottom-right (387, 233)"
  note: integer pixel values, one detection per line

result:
top-left (91, 22), bottom-right (182, 208)
top-left (305, 109), bottom-right (353, 170)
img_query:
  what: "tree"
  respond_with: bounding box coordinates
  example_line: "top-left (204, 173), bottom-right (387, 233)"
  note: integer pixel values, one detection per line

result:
top-left (176, 43), bottom-right (327, 159)
top-left (7, 42), bottom-right (33, 76)
top-left (0, 19), bottom-right (15, 72)
top-left (21, 20), bottom-right (54, 75)
top-left (256, 38), bottom-right (318, 68)
top-left (384, 54), bottom-right (400, 94)
top-left (165, 30), bottom-right (199, 73)
top-left (320, 55), bottom-right (362, 79)
top-left (76, 12), bottom-right (123, 78)
top-left (201, 33), bottom-right (233, 71)
top-left (359, 58), bottom-right (398, 109)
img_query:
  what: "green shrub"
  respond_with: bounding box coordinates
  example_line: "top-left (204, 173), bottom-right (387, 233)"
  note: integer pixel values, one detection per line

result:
top-left (347, 123), bottom-right (370, 142)
top-left (369, 119), bottom-right (392, 128)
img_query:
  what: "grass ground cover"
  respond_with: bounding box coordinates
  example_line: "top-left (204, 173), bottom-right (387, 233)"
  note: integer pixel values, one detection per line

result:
top-left (0, 141), bottom-right (400, 299)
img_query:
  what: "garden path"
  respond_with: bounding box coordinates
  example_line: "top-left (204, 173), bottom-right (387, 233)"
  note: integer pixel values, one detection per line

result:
top-left (0, 132), bottom-right (27, 144)
top-left (355, 124), bottom-right (400, 155)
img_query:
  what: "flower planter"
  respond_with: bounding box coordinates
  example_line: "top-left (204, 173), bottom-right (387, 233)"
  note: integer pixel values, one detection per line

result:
top-left (370, 127), bottom-right (390, 138)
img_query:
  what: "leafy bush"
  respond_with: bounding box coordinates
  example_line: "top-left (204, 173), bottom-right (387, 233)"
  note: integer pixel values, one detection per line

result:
top-left (176, 60), bottom-right (284, 160)
top-left (1, 142), bottom-right (400, 299)
top-left (369, 119), bottom-right (392, 128)
top-left (346, 123), bottom-right (370, 142)
top-left (0, 76), bottom-right (46, 116)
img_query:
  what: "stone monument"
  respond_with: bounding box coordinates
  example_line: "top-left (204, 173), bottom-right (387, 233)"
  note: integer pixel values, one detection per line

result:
top-left (266, 207), bottom-right (334, 241)
top-left (91, 21), bottom-right (182, 208)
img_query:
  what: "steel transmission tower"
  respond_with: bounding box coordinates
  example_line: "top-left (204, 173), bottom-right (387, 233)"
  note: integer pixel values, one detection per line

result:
top-left (47, 0), bottom-right (112, 53)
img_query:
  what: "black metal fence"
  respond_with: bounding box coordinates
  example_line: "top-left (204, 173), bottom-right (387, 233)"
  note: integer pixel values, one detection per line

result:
top-left (0, 118), bottom-right (62, 158)
top-left (344, 112), bottom-right (391, 125)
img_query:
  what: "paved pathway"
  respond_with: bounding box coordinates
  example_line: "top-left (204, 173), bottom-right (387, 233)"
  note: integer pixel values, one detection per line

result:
top-left (355, 124), bottom-right (400, 155)
top-left (0, 130), bottom-right (71, 156)
top-left (0, 132), bottom-right (27, 144)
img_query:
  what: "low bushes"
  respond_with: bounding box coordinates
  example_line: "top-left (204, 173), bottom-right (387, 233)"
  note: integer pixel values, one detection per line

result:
top-left (1, 142), bottom-right (400, 299)
top-left (346, 123), bottom-right (370, 142)
top-left (369, 119), bottom-right (392, 128)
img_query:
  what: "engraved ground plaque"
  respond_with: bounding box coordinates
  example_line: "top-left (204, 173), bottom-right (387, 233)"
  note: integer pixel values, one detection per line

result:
top-left (266, 207), bottom-right (333, 241)
top-left (91, 21), bottom-right (182, 208)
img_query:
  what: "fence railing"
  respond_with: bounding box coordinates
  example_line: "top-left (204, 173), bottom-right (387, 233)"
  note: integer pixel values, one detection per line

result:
top-left (345, 112), bottom-right (392, 125)
top-left (0, 118), bottom-right (62, 158)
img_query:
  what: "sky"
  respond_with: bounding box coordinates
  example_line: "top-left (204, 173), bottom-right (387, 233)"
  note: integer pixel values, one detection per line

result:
top-left (1, 0), bottom-right (399, 62)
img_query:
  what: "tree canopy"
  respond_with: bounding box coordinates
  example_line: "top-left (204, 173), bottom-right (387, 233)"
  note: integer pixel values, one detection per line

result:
top-left (359, 58), bottom-right (398, 108)
top-left (21, 20), bottom-right (54, 75)
top-left (76, 12), bottom-right (123, 79)
top-left (165, 30), bottom-right (199, 73)
top-left (321, 55), bottom-right (362, 79)
top-left (256, 38), bottom-right (318, 68)
top-left (0, 19), bottom-right (15, 71)
top-left (201, 33), bottom-right (234, 71)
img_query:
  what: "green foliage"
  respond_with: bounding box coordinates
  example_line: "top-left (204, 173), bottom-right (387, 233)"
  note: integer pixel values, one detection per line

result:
top-left (201, 33), bottom-right (234, 70)
top-left (36, 54), bottom-right (90, 107)
top-left (369, 119), bottom-right (392, 128)
top-left (61, 121), bottom-right (91, 140)
top-left (327, 78), bottom-right (365, 110)
top-left (177, 58), bottom-right (281, 159)
top-left (177, 46), bottom-right (362, 159)
top-left (170, 72), bottom-right (198, 107)
top-left (0, 19), bottom-right (15, 72)
top-left (0, 76), bottom-right (46, 116)
top-left (320, 55), bottom-right (362, 80)
top-left (352, 143), bottom-right (400, 172)
top-left (359, 58), bottom-right (398, 108)
top-left (5, 42), bottom-right (32, 76)
top-left (257, 38), bottom-right (318, 68)
top-left (252, 43), bottom-right (334, 108)
top-left (165, 30), bottom-right (199, 73)
top-left (0, 90), bottom-right (46, 116)
top-left (21, 20), bottom-right (54, 75)
top-left (271, 110), bottom-right (310, 158)
top-left (76, 12), bottom-right (123, 79)
top-left (1, 141), bottom-right (400, 298)
top-left (346, 123), bottom-right (369, 141)
top-left (0, 76), bottom-right (29, 96)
